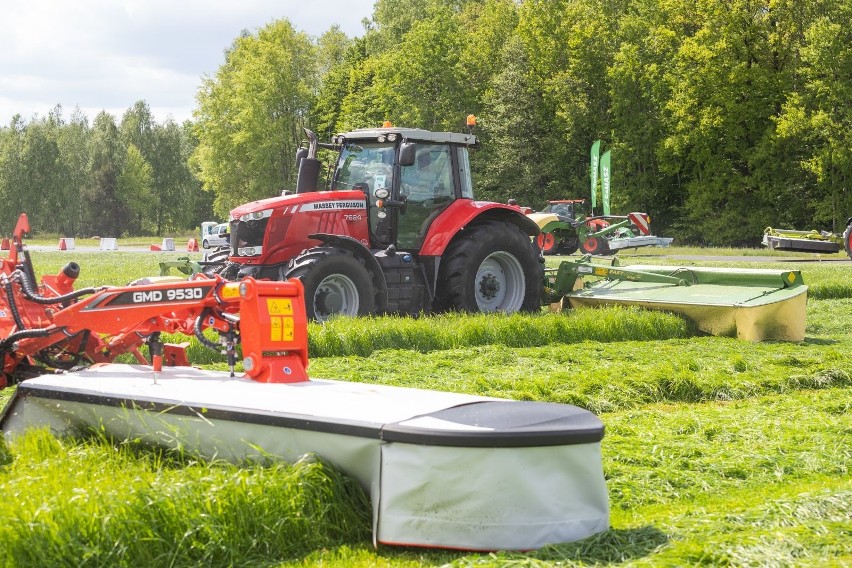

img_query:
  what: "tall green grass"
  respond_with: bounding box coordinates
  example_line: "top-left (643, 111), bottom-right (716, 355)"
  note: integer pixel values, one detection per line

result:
top-left (307, 307), bottom-right (692, 358)
top-left (0, 430), bottom-right (370, 567)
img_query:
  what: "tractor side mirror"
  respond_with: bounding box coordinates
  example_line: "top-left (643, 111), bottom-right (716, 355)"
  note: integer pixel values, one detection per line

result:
top-left (399, 142), bottom-right (416, 167)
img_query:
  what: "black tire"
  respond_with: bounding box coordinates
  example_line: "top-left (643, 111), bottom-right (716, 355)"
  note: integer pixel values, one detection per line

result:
top-left (844, 222), bottom-right (852, 261)
top-left (581, 236), bottom-right (611, 256)
top-left (558, 238), bottom-right (580, 256)
top-left (436, 220), bottom-right (542, 313)
top-left (202, 239), bottom-right (211, 249)
top-left (201, 248), bottom-right (233, 277)
top-left (204, 246), bottom-right (230, 263)
top-left (285, 247), bottom-right (376, 322)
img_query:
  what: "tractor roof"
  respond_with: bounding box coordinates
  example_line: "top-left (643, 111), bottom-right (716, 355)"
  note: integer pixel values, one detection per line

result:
top-left (338, 127), bottom-right (477, 146)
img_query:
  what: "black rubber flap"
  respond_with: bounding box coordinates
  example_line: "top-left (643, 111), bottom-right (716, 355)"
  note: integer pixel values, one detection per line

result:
top-left (381, 401), bottom-right (604, 448)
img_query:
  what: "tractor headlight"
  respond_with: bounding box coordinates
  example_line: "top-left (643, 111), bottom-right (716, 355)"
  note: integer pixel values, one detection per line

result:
top-left (239, 208), bottom-right (272, 223)
top-left (238, 246), bottom-right (262, 257)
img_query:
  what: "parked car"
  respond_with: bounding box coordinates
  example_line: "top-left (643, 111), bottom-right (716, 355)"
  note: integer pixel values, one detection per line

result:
top-left (202, 223), bottom-right (230, 249)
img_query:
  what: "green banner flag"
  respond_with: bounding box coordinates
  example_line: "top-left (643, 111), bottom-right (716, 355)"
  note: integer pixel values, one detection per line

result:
top-left (590, 140), bottom-right (601, 211)
top-left (600, 149), bottom-right (611, 216)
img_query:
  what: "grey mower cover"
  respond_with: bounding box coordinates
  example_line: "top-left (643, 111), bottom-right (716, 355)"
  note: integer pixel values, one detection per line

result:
top-left (0, 364), bottom-right (609, 550)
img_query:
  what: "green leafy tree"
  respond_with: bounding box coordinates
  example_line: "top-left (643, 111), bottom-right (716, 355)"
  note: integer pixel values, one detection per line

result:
top-left (0, 116), bottom-right (29, 231)
top-left (660, 0), bottom-right (810, 244)
top-left (85, 112), bottom-right (128, 236)
top-left (56, 107), bottom-right (91, 235)
top-left (517, 0), bottom-right (619, 207)
top-left (150, 120), bottom-right (208, 233)
top-left (477, 36), bottom-right (568, 206)
top-left (13, 111), bottom-right (65, 231)
top-left (371, 3), bottom-right (473, 130)
top-left (116, 144), bottom-right (153, 234)
top-left (193, 19), bottom-right (318, 217)
top-left (606, 5), bottom-right (684, 228)
top-left (174, 121), bottom-right (213, 230)
top-left (775, 1), bottom-right (852, 231)
top-left (120, 102), bottom-right (156, 231)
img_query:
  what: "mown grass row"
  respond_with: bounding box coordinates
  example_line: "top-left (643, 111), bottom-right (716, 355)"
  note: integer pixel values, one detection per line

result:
top-left (448, 387), bottom-right (851, 568)
top-left (307, 337), bottom-right (851, 414)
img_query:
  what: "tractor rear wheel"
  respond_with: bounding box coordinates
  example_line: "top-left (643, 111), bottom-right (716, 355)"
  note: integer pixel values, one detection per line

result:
top-left (844, 222), bottom-right (852, 261)
top-left (285, 247), bottom-right (376, 322)
top-left (436, 220), bottom-right (542, 313)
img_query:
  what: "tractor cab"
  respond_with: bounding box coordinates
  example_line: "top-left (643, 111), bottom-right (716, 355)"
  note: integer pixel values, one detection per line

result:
top-left (328, 127), bottom-right (476, 251)
top-left (542, 200), bottom-right (588, 222)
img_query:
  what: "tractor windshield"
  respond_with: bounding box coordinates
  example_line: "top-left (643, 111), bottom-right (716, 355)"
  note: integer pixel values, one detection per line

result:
top-left (332, 142), bottom-right (395, 196)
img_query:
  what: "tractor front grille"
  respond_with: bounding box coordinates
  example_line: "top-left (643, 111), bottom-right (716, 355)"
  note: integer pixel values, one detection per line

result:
top-left (230, 218), bottom-right (269, 256)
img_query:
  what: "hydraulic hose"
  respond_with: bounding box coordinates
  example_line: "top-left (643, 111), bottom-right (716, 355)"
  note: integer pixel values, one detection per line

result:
top-left (15, 269), bottom-right (101, 305)
top-left (3, 276), bottom-right (28, 331)
top-left (0, 327), bottom-right (63, 352)
top-left (193, 308), bottom-right (221, 350)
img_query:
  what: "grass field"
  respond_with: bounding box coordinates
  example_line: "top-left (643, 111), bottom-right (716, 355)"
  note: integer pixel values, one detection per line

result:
top-left (0, 247), bottom-right (850, 567)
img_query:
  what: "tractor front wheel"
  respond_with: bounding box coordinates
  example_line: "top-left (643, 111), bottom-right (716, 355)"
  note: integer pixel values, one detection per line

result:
top-left (436, 220), bottom-right (542, 313)
top-left (285, 247), bottom-right (376, 322)
top-left (536, 232), bottom-right (558, 255)
top-left (581, 236), bottom-right (611, 256)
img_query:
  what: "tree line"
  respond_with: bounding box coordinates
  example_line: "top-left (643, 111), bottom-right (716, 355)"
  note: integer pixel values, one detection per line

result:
top-left (0, 103), bottom-right (209, 237)
top-left (4, 0), bottom-right (850, 245)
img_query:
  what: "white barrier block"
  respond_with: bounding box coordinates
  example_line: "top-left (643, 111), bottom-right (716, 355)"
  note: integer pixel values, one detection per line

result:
top-left (64, 238), bottom-right (75, 250)
top-left (100, 237), bottom-right (118, 251)
top-left (161, 237), bottom-right (175, 251)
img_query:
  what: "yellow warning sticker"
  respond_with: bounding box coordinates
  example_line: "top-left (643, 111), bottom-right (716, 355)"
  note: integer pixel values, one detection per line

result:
top-left (221, 283), bottom-right (241, 299)
top-left (267, 298), bottom-right (293, 315)
top-left (269, 316), bottom-right (295, 342)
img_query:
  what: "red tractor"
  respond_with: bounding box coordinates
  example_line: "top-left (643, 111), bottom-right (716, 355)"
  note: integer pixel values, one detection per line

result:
top-left (215, 124), bottom-right (543, 321)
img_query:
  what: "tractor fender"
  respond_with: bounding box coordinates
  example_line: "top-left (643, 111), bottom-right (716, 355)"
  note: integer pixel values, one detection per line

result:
top-left (306, 233), bottom-right (388, 310)
top-left (419, 201), bottom-right (540, 257)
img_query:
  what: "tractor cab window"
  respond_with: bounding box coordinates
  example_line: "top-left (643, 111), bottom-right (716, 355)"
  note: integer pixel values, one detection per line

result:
top-left (397, 144), bottom-right (455, 249)
top-left (332, 142), bottom-right (395, 195)
top-left (551, 204), bottom-right (571, 217)
top-left (333, 142), bottom-right (396, 245)
top-left (456, 147), bottom-right (474, 199)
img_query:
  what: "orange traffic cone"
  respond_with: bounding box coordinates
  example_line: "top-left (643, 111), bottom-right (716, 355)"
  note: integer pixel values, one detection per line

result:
top-left (187, 238), bottom-right (199, 252)
top-left (58, 238), bottom-right (67, 250)
top-left (1, 238), bottom-right (9, 250)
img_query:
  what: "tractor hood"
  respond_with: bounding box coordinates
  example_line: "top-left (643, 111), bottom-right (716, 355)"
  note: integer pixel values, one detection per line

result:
top-left (227, 190), bottom-right (369, 266)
